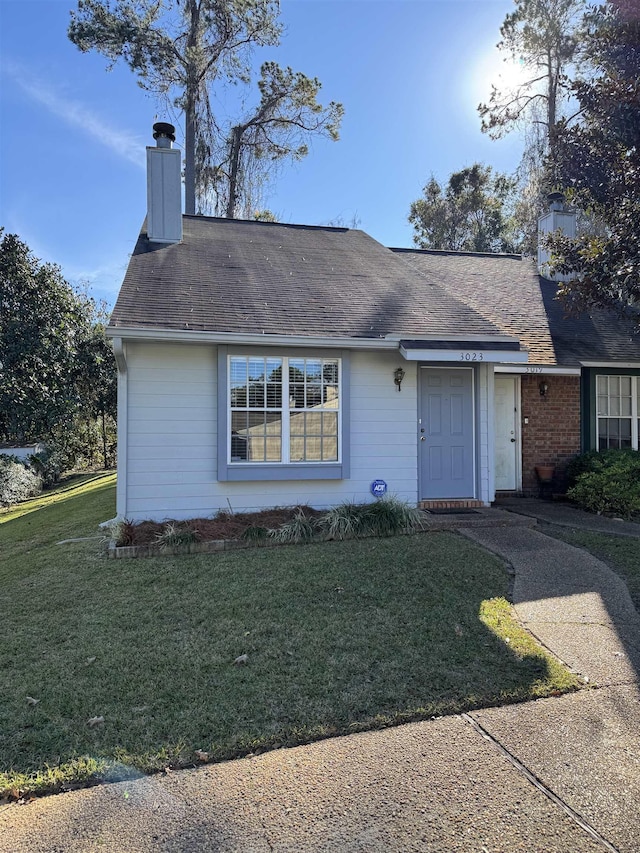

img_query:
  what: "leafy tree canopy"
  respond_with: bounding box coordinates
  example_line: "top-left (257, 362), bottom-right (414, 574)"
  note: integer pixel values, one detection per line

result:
top-left (408, 164), bottom-right (520, 253)
top-left (546, 0), bottom-right (640, 322)
top-left (0, 231), bottom-right (115, 447)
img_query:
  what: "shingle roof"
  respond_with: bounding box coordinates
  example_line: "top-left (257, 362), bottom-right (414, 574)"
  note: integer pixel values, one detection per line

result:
top-left (109, 216), bottom-right (507, 341)
top-left (392, 249), bottom-right (557, 364)
top-left (393, 248), bottom-right (640, 366)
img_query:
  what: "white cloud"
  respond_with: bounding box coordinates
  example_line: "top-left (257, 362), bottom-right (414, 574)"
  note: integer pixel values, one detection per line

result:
top-left (5, 60), bottom-right (146, 169)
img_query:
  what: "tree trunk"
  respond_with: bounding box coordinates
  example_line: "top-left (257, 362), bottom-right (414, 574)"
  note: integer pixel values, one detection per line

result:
top-left (226, 126), bottom-right (243, 219)
top-left (184, 104), bottom-right (196, 215)
top-left (184, 0), bottom-right (200, 215)
top-left (101, 408), bottom-right (107, 470)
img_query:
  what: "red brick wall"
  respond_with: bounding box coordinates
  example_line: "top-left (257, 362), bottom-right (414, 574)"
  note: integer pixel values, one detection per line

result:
top-left (520, 375), bottom-right (581, 494)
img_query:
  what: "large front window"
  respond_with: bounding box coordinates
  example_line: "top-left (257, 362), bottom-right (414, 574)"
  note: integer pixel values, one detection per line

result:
top-left (229, 355), bottom-right (340, 464)
top-left (597, 375), bottom-right (640, 450)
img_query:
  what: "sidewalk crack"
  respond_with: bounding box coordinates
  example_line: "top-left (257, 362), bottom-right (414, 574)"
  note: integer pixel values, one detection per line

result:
top-left (461, 713), bottom-right (620, 853)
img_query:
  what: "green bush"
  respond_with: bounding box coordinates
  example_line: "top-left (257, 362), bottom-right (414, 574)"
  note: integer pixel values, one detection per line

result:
top-left (30, 446), bottom-right (66, 488)
top-left (568, 450), bottom-right (640, 518)
top-left (566, 447), bottom-right (638, 487)
top-left (319, 496), bottom-right (425, 540)
top-left (0, 455), bottom-right (42, 507)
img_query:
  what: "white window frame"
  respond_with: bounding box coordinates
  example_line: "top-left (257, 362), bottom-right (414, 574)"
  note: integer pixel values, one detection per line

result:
top-left (596, 374), bottom-right (640, 450)
top-left (227, 355), bottom-right (342, 466)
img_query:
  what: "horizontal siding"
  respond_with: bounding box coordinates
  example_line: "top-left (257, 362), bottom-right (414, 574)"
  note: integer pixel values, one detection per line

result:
top-left (123, 344), bottom-right (418, 520)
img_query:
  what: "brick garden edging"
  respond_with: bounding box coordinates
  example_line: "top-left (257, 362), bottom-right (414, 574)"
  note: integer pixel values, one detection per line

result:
top-left (107, 537), bottom-right (276, 559)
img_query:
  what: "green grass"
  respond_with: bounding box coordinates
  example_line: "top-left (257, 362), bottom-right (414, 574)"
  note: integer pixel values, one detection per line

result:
top-left (0, 479), bottom-right (579, 798)
top-left (543, 526), bottom-right (640, 612)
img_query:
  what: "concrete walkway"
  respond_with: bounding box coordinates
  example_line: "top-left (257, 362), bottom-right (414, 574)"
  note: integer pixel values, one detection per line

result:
top-left (2, 511), bottom-right (640, 852)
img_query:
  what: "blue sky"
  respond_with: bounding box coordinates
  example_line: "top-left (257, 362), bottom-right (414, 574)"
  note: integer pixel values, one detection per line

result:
top-left (0, 0), bottom-right (525, 308)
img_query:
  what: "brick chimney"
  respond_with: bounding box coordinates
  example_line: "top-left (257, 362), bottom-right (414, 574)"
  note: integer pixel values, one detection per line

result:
top-left (146, 122), bottom-right (182, 244)
top-left (537, 192), bottom-right (576, 281)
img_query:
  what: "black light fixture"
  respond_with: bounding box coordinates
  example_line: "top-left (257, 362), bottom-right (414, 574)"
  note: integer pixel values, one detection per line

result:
top-left (394, 367), bottom-right (406, 392)
top-left (539, 380), bottom-right (549, 397)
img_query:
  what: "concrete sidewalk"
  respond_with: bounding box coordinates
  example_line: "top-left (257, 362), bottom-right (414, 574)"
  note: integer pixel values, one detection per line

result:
top-left (496, 496), bottom-right (640, 538)
top-left (2, 520), bottom-right (639, 852)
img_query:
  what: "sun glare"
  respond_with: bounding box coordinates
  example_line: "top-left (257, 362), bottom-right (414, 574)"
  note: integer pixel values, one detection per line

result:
top-left (469, 46), bottom-right (529, 107)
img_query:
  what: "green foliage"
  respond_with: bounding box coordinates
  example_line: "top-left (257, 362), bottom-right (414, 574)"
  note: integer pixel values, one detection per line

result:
top-left (408, 164), bottom-right (520, 253)
top-left (565, 446), bottom-right (637, 485)
top-left (568, 449), bottom-right (640, 517)
top-left (547, 1), bottom-right (640, 323)
top-left (240, 525), bottom-right (269, 542)
top-left (29, 447), bottom-right (66, 488)
top-left (155, 522), bottom-right (199, 550)
top-left (0, 230), bottom-right (89, 443)
top-left (0, 231), bottom-right (117, 469)
top-left (320, 496), bottom-right (425, 540)
top-left (0, 456), bottom-right (42, 507)
top-left (269, 508), bottom-right (318, 544)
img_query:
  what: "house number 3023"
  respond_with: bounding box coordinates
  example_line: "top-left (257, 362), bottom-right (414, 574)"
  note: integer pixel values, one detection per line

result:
top-left (459, 352), bottom-right (483, 361)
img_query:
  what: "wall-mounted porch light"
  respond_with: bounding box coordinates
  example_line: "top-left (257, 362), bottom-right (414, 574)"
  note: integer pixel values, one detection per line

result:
top-left (539, 380), bottom-right (549, 397)
top-left (394, 367), bottom-right (406, 392)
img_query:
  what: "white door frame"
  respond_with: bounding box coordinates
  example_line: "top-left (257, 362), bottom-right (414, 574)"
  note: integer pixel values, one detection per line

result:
top-left (493, 373), bottom-right (522, 491)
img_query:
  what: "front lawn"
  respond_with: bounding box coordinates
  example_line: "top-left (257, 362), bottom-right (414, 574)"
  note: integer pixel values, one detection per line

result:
top-left (1, 477), bottom-right (579, 798)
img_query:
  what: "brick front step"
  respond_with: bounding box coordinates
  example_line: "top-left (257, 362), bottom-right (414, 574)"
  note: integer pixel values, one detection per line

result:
top-left (418, 499), bottom-right (486, 510)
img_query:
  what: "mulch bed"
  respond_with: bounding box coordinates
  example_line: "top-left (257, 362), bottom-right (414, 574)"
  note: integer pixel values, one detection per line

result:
top-left (117, 506), bottom-right (323, 547)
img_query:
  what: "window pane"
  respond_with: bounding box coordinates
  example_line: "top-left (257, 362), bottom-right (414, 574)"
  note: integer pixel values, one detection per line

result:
top-left (610, 396), bottom-right (620, 416)
top-left (290, 383), bottom-right (305, 409)
top-left (621, 376), bottom-right (632, 396)
top-left (323, 362), bottom-right (339, 385)
top-left (620, 419), bottom-right (632, 441)
top-left (596, 375), bottom-right (607, 395)
top-left (305, 360), bottom-right (322, 382)
top-left (305, 383), bottom-right (322, 408)
top-left (322, 412), bottom-right (338, 436)
top-left (322, 437), bottom-right (338, 461)
top-left (621, 396), bottom-right (632, 416)
top-left (248, 358), bottom-right (265, 383)
top-left (303, 436), bottom-right (322, 461)
top-left (597, 395), bottom-right (608, 416)
top-left (248, 382), bottom-right (265, 407)
top-left (230, 358), bottom-right (247, 383)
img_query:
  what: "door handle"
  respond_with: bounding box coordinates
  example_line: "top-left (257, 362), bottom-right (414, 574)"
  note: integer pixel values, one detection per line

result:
top-left (420, 436), bottom-right (425, 441)
top-left (510, 438), bottom-right (516, 443)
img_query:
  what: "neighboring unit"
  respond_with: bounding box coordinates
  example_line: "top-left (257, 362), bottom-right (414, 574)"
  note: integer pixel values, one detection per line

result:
top-left (107, 125), bottom-right (640, 520)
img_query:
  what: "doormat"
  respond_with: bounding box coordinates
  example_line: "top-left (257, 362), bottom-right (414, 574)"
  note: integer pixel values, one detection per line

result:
top-left (426, 508), bottom-right (481, 515)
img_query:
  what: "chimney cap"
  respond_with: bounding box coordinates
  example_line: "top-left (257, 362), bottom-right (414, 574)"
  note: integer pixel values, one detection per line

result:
top-left (153, 122), bottom-right (176, 142)
top-left (547, 191), bottom-right (565, 210)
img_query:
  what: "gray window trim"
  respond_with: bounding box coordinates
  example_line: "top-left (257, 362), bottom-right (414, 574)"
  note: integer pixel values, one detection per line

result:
top-left (217, 345), bottom-right (350, 482)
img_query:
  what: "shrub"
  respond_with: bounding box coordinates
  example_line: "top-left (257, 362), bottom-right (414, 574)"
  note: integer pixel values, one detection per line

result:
top-left (155, 523), bottom-right (199, 550)
top-left (568, 450), bottom-right (640, 518)
top-left (30, 446), bottom-right (66, 488)
top-left (269, 509), bottom-right (317, 544)
top-left (319, 496), bottom-right (425, 540)
top-left (566, 447), bottom-right (638, 487)
top-left (0, 456), bottom-right (42, 507)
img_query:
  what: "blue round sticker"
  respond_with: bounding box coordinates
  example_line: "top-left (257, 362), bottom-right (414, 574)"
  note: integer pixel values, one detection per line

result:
top-left (370, 479), bottom-right (388, 497)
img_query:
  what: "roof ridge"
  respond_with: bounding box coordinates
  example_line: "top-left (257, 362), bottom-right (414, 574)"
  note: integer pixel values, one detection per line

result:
top-left (390, 247), bottom-right (523, 261)
top-left (182, 214), bottom-right (351, 234)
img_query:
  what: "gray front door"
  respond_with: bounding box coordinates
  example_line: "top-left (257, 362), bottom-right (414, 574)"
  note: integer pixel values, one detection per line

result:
top-left (420, 367), bottom-right (475, 499)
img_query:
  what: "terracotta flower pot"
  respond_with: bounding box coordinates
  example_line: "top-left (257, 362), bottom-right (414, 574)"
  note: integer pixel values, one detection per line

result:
top-left (535, 464), bottom-right (555, 482)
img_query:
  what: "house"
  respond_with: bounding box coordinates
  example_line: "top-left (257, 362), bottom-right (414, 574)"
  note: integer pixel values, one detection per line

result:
top-left (107, 124), bottom-right (640, 521)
